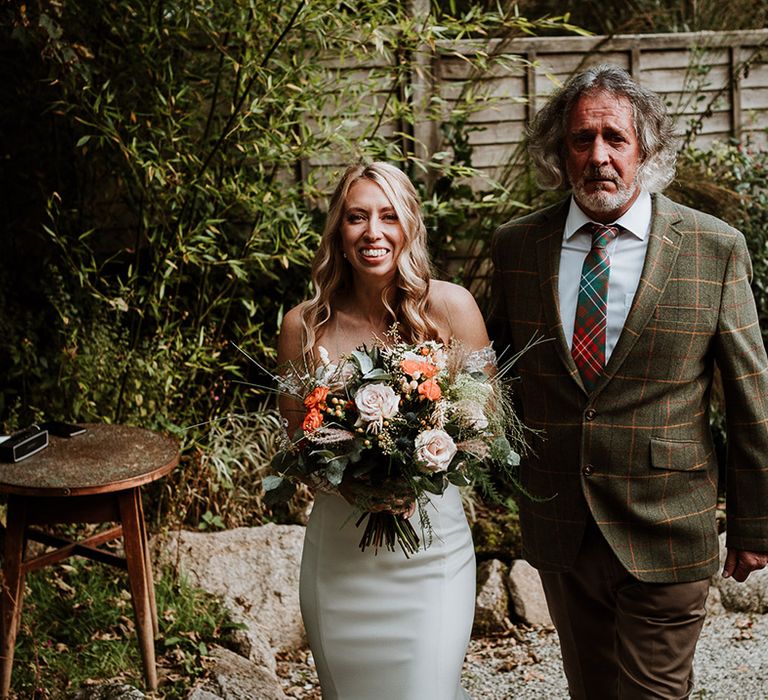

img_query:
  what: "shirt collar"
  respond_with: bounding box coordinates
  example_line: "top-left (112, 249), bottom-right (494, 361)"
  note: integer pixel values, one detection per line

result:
top-left (564, 190), bottom-right (652, 241)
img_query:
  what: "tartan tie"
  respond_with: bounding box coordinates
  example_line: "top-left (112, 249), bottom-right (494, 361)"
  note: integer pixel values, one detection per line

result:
top-left (571, 222), bottom-right (619, 392)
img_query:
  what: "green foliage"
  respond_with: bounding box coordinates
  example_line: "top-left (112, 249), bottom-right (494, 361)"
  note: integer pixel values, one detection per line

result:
top-left (471, 499), bottom-right (523, 562)
top-left (157, 406), bottom-right (313, 529)
top-left (671, 141), bottom-right (768, 345)
top-left (148, 402), bottom-right (312, 531)
top-left (510, 0), bottom-right (768, 34)
top-left (12, 557), bottom-right (240, 698)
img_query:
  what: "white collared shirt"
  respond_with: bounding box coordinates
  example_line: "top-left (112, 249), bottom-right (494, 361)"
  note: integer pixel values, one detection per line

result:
top-left (558, 191), bottom-right (652, 361)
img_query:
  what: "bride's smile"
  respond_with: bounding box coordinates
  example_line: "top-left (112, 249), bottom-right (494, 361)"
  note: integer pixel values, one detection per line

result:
top-left (341, 178), bottom-right (404, 277)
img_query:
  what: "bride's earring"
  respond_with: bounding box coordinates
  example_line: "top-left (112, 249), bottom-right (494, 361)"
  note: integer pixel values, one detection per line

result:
top-left (343, 252), bottom-right (348, 259)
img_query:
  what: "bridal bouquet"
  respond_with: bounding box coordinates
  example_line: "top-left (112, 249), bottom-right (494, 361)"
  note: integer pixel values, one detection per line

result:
top-left (265, 331), bottom-right (531, 557)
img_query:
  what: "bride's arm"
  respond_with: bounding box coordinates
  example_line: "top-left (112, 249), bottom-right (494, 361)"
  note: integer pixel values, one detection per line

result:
top-left (276, 306), bottom-right (339, 497)
top-left (276, 305), bottom-right (307, 438)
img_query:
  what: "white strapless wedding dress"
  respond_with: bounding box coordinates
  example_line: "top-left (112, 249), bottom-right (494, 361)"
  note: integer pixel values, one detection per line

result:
top-left (300, 484), bottom-right (475, 700)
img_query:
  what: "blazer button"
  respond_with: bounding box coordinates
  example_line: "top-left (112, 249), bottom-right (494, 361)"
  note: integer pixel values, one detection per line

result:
top-left (582, 464), bottom-right (594, 476)
top-left (585, 408), bottom-right (597, 421)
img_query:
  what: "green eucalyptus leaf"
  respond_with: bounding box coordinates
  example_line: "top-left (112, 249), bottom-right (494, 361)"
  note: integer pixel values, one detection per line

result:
top-left (262, 475), bottom-right (284, 492)
top-left (271, 451), bottom-right (298, 473)
top-left (447, 470), bottom-right (471, 486)
top-left (421, 475), bottom-right (446, 495)
top-left (351, 349), bottom-right (374, 375)
top-left (324, 460), bottom-right (347, 486)
top-left (264, 479), bottom-right (297, 506)
top-left (310, 449), bottom-right (337, 463)
top-left (362, 368), bottom-right (391, 381)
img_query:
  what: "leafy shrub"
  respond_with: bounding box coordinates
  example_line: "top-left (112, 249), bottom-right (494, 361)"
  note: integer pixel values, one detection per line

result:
top-left (156, 405), bottom-right (314, 529)
top-left (671, 141), bottom-right (768, 346)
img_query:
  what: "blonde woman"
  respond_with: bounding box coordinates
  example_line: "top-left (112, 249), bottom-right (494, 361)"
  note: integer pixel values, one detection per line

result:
top-left (277, 162), bottom-right (489, 699)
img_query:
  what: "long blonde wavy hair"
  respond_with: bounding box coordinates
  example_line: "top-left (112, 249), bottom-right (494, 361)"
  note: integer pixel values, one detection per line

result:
top-left (300, 161), bottom-right (440, 355)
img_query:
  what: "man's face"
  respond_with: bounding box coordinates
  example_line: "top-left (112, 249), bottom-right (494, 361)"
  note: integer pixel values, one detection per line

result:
top-left (565, 90), bottom-right (642, 223)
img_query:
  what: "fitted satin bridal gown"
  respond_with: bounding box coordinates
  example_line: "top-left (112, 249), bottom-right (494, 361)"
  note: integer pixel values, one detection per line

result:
top-left (300, 484), bottom-right (475, 700)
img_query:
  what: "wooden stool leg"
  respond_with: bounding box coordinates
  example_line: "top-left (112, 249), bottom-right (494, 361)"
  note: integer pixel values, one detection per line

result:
top-left (1, 498), bottom-right (28, 699)
top-left (136, 495), bottom-right (159, 636)
top-left (118, 489), bottom-right (157, 691)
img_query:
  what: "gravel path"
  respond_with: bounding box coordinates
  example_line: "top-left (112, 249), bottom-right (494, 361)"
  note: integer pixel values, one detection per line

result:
top-left (278, 612), bottom-right (768, 699)
top-left (462, 612), bottom-right (768, 699)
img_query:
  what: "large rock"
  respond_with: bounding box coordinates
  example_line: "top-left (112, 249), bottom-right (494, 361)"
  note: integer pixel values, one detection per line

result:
top-left (508, 559), bottom-right (552, 626)
top-left (187, 646), bottom-right (286, 700)
top-left (226, 625), bottom-right (279, 672)
top-left (710, 532), bottom-right (768, 613)
top-left (473, 558), bottom-right (511, 635)
top-left (156, 524), bottom-right (306, 654)
top-left (187, 690), bottom-right (223, 700)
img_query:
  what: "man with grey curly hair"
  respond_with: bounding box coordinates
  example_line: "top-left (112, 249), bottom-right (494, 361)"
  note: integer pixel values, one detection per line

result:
top-left (488, 64), bottom-right (768, 698)
top-left (527, 63), bottom-right (678, 196)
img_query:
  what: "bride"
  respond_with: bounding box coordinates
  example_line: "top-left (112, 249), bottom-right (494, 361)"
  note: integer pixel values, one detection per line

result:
top-left (276, 161), bottom-right (490, 700)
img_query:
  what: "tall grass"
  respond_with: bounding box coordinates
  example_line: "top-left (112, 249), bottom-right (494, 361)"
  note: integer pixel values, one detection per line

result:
top-left (12, 558), bottom-right (240, 698)
top-left (157, 404), bottom-right (314, 529)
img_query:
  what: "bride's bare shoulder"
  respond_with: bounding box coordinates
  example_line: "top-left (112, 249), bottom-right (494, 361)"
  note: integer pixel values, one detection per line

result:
top-left (281, 302), bottom-right (308, 329)
top-left (428, 280), bottom-right (488, 348)
top-left (429, 279), bottom-right (481, 314)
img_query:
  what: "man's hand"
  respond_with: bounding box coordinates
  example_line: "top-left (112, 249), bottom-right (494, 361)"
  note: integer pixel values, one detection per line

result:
top-left (722, 548), bottom-right (768, 582)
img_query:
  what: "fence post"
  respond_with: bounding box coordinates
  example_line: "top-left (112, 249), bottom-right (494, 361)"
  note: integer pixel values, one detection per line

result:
top-left (630, 41), bottom-right (642, 82)
top-left (525, 50), bottom-right (538, 126)
top-left (729, 45), bottom-right (743, 141)
top-left (407, 0), bottom-right (439, 185)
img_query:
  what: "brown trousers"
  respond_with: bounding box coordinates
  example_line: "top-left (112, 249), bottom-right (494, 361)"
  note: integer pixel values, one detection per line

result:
top-left (538, 520), bottom-right (710, 700)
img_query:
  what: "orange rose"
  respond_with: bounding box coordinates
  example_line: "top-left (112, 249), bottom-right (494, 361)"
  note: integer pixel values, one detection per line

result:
top-left (400, 359), bottom-right (421, 377)
top-left (304, 386), bottom-right (329, 411)
top-left (417, 379), bottom-right (442, 401)
top-left (302, 408), bottom-right (324, 432)
top-left (401, 359), bottom-right (438, 379)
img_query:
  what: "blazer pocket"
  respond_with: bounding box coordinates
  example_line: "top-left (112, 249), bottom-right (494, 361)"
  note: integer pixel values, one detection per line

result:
top-left (653, 301), bottom-right (713, 325)
top-left (650, 437), bottom-right (707, 472)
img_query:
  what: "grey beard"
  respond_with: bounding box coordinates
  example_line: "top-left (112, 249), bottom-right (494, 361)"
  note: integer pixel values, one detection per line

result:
top-left (571, 169), bottom-right (638, 215)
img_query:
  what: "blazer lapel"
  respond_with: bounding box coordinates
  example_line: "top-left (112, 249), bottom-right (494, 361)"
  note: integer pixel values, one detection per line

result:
top-left (535, 200), bottom-right (585, 391)
top-left (596, 194), bottom-right (683, 390)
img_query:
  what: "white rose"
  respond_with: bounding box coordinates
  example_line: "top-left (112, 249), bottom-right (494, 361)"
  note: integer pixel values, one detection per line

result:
top-left (431, 346), bottom-right (448, 371)
top-left (402, 350), bottom-right (424, 363)
top-left (414, 429), bottom-right (457, 473)
top-left (354, 383), bottom-right (400, 430)
top-left (455, 399), bottom-right (488, 431)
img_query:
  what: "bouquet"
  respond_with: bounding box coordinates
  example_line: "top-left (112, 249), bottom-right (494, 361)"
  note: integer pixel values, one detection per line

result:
top-left (264, 330), bottom-right (532, 557)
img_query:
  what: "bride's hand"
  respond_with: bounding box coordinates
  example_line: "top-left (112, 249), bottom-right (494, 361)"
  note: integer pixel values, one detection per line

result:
top-left (339, 478), bottom-right (416, 518)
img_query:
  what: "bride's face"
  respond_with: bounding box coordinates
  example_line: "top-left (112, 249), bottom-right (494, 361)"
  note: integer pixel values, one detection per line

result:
top-left (340, 179), bottom-right (405, 282)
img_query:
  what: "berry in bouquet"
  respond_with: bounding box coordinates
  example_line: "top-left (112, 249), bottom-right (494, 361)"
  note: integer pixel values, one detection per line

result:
top-left (265, 328), bottom-right (532, 557)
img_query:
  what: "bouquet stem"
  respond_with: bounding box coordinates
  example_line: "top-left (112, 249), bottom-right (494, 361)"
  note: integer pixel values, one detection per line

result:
top-left (356, 511), bottom-right (420, 558)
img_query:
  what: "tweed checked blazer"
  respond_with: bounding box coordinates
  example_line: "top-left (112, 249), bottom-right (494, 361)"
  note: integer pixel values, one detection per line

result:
top-left (488, 193), bottom-right (768, 583)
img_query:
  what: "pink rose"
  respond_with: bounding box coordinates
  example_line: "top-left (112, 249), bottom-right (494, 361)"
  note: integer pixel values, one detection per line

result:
top-left (354, 383), bottom-right (400, 431)
top-left (414, 429), bottom-right (457, 473)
